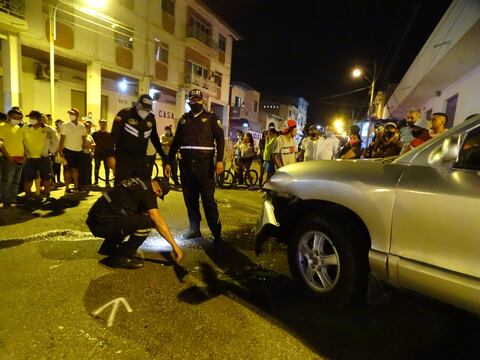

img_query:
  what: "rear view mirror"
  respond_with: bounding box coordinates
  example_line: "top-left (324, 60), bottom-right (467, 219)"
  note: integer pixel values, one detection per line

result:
top-left (428, 135), bottom-right (461, 166)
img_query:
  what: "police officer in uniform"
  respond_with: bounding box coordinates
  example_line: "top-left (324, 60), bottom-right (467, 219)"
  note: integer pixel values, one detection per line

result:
top-left (108, 94), bottom-right (166, 184)
top-left (165, 89), bottom-right (225, 245)
top-left (86, 176), bottom-right (182, 269)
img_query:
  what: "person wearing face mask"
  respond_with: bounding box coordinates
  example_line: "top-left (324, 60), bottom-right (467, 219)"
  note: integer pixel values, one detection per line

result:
top-left (0, 107), bottom-right (26, 209)
top-left (165, 89), bottom-right (225, 247)
top-left (299, 125), bottom-right (320, 161)
top-left (22, 111), bottom-right (58, 199)
top-left (377, 122), bottom-right (403, 158)
top-left (160, 125), bottom-right (180, 188)
top-left (108, 94), bottom-right (166, 185)
top-left (58, 108), bottom-right (87, 194)
top-left (316, 125), bottom-right (340, 160)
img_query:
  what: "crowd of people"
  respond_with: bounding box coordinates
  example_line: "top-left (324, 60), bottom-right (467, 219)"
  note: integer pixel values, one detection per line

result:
top-left (228, 108), bottom-right (449, 190)
top-left (0, 105), bottom-right (179, 210)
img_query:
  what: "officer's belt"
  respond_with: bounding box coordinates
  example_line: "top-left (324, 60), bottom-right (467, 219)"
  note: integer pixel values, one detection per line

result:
top-left (180, 146), bottom-right (215, 151)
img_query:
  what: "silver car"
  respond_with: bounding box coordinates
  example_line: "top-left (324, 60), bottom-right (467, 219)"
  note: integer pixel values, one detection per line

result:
top-left (256, 115), bottom-right (480, 314)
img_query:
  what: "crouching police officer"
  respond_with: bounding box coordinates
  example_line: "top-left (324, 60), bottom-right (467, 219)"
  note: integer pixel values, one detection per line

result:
top-left (165, 89), bottom-right (225, 246)
top-left (86, 177), bottom-right (182, 269)
top-left (108, 94), bottom-right (166, 184)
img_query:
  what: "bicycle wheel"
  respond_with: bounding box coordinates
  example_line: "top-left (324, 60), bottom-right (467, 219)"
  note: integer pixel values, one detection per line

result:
top-left (246, 169), bottom-right (258, 187)
top-left (220, 170), bottom-right (235, 189)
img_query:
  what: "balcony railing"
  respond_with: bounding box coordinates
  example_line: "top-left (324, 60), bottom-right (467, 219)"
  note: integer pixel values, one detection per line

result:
top-left (186, 25), bottom-right (213, 48)
top-left (0, 0), bottom-right (25, 20)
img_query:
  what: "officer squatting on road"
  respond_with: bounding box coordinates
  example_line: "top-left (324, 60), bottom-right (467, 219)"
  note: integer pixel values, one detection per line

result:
top-left (107, 94), bottom-right (167, 184)
top-left (165, 89), bottom-right (225, 246)
top-left (86, 177), bottom-right (182, 269)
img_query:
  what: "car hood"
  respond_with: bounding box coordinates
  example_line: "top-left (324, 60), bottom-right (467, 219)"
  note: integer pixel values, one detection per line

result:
top-left (269, 159), bottom-right (407, 201)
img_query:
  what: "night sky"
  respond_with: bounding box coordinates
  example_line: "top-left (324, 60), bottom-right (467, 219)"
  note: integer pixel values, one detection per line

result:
top-left (203, 0), bottom-right (452, 125)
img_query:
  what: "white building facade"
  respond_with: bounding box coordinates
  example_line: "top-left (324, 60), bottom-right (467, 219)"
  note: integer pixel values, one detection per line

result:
top-left (0, 0), bottom-right (239, 136)
top-left (384, 0), bottom-right (480, 127)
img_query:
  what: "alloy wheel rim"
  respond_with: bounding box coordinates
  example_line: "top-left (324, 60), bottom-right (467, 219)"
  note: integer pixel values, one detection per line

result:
top-left (297, 230), bottom-right (340, 292)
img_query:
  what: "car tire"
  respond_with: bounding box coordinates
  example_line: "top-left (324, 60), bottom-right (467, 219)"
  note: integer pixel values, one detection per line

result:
top-left (288, 213), bottom-right (368, 307)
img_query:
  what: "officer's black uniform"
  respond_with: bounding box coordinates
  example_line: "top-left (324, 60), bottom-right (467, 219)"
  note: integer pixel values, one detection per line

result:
top-left (168, 93), bottom-right (225, 241)
top-left (86, 177), bottom-right (161, 259)
top-left (111, 96), bottom-right (166, 184)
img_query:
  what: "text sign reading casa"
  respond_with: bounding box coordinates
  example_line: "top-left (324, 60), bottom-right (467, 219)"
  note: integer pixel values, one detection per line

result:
top-left (158, 110), bottom-right (175, 120)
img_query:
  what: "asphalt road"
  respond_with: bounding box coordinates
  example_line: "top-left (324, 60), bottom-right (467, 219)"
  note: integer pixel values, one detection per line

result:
top-left (0, 186), bottom-right (479, 359)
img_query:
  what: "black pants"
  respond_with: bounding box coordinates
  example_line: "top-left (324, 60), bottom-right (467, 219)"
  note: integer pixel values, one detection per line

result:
top-left (86, 213), bottom-right (153, 256)
top-left (115, 154), bottom-right (148, 185)
top-left (79, 153), bottom-right (92, 187)
top-left (179, 158), bottom-right (221, 238)
top-left (94, 157), bottom-right (110, 184)
top-left (52, 162), bottom-right (62, 183)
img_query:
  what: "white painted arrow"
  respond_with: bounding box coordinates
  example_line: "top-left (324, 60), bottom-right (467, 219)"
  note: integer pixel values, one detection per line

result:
top-left (92, 297), bottom-right (133, 327)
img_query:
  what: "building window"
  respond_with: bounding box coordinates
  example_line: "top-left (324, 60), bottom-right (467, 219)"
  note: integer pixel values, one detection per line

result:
top-left (425, 108), bottom-right (432, 121)
top-left (188, 15), bottom-right (212, 47)
top-left (155, 40), bottom-right (169, 64)
top-left (254, 100), bottom-right (258, 113)
top-left (218, 34), bottom-right (226, 52)
top-left (162, 0), bottom-right (175, 16)
top-left (115, 28), bottom-right (134, 50)
top-left (445, 94), bottom-right (458, 128)
top-left (234, 96), bottom-right (241, 107)
top-left (186, 61), bottom-right (209, 88)
top-left (214, 71), bottom-right (222, 87)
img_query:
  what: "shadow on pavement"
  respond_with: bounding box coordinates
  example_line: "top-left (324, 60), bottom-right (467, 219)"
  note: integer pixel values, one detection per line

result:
top-left (174, 231), bottom-right (480, 360)
top-left (0, 239), bottom-right (25, 249)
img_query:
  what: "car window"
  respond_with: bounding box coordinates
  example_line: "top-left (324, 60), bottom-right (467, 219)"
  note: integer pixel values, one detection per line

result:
top-left (456, 126), bottom-right (480, 170)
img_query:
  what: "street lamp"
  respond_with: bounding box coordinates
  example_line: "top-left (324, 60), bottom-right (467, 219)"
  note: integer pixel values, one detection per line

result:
top-left (49, 0), bottom-right (109, 119)
top-left (351, 61), bottom-right (377, 145)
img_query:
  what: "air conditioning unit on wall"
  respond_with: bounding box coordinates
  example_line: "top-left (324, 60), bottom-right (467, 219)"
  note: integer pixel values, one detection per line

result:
top-left (35, 63), bottom-right (61, 81)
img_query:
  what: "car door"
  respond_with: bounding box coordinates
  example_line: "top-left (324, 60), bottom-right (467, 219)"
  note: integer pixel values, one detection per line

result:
top-left (389, 124), bottom-right (480, 313)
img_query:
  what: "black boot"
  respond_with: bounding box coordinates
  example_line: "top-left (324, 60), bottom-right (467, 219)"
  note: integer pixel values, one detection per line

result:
top-left (98, 237), bottom-right (122, 256)
top-left (110, 256), bottom-right (144, 269)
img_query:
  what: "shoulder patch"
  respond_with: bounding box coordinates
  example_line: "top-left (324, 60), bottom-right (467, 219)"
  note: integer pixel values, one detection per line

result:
top-left (201, 117), bottom-right (208, 123)
top-left (217, 120), bottom-right (223, 128)
top-left (146, 121), bottom-right (153, 128)
top-left (115, 116), bottom-right (122, 122)
top-left (127, 118), bottom-right (139, 126)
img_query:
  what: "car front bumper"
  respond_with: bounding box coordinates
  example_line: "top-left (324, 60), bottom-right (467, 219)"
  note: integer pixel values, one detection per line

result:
top-left (254, 193), bottom-right (280, 254)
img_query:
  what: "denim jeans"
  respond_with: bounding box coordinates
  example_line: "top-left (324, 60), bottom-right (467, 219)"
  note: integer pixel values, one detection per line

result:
top-left (0, 157), bottom-right (23, 205)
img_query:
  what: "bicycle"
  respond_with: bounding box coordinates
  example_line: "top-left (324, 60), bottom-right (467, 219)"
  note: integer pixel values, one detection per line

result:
top-left (216, 156), bottom-right (258, 189)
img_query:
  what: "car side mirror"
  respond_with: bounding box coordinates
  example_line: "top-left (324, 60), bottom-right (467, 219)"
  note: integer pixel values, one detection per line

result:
top-left (428, 135), bottom-right (461, 166)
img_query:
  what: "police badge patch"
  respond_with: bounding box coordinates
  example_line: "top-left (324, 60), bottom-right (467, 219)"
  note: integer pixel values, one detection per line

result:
top-left (217, 120), bottom-right (223, 128)
top-left (201, 118), bottom-right (208, 123)
top-left (127, 118), bottom-right (139, 126)
top-left (146, 121), bottom-right (153, 128)
top-left (180, 118), bottom-right (186, 124)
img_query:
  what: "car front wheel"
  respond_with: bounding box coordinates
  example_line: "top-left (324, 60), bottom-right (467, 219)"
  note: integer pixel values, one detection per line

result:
top-left (288, 213), bottom-right (368, 306)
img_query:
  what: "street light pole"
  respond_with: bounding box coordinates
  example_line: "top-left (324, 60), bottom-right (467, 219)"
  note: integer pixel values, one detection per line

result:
top-left (49, 3), bottom-right (60, 120)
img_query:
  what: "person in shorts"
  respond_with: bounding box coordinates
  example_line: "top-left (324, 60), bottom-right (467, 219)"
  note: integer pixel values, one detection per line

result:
top-left (58, 108), bottom-right (86, 194)
top-left (262, 128), bottom-right (277, 184)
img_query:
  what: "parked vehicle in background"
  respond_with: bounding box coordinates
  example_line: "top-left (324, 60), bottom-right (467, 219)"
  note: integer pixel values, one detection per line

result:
top-left (255, 115), bottom-right (480, 314)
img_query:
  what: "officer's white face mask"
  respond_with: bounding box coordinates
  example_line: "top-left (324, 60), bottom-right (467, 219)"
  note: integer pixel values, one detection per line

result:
top-left (69, 115), bottom-right (77, 121)
top-left (10, 119), bottom-right (21, 126)
top-left (29, 119), bottom-right (38, 126)
top-left (137, 109), bottom-right (150, 119)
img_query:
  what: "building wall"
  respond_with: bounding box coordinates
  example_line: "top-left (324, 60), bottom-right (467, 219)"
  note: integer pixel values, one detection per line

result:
top-left (421, 64), bottom-right (480, 125)
top-left (2, 0), bottom-right (236, 131)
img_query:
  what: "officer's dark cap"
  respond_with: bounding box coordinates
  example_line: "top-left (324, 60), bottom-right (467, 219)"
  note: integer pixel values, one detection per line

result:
top-left (188, 89), bottom-right (203, 100)
top-left (138, 94), bottom-right (153, 110)
top-left (153, 177), bottom-right (170, 200)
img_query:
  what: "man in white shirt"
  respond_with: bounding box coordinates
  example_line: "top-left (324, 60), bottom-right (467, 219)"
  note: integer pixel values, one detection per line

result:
top-left (299, 125), bottom-right (320, 161)
top-left (316, 125), bottom-right (340, 160)
top-left (273, 119), bottom-right (297, 168)
top-left (58, 108), bottom-right (86, 194)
